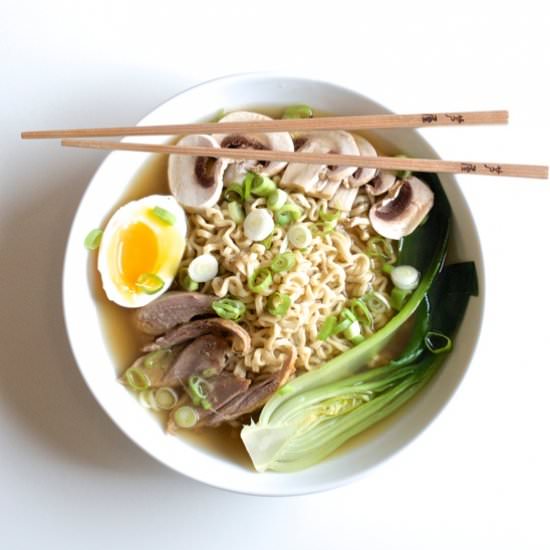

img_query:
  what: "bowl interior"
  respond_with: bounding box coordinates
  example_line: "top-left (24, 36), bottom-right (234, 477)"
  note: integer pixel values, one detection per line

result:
top-left (63, 74), bottom-right (484, 496)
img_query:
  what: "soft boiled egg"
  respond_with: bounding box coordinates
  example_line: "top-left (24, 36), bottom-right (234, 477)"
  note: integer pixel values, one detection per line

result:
top-left (98, 195), bottom-right (187, 308)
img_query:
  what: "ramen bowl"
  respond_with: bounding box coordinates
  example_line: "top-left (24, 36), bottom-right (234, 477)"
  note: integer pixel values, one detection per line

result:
top-left (63, 73), bottom-right (484, 496)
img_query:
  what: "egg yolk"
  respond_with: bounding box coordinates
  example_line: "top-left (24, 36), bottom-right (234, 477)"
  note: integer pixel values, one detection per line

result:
top-left (117, 222), bottom-right (159, 288)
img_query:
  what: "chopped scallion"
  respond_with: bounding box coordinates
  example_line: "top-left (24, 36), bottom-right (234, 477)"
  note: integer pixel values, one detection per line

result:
top-left (248, 267), bottom-right (273, 294)
top-left (282, 104), bottom-right (314, 119)
top-left (288, 223), bottom-right (313, 249)
top-left (125, 366), bottom-right (150, 391)
top-left (318, 316), bottom-right (337, 341)
top-left (84, 228), bottom-right (103, 250)
top-left (174, 406), bottom-right (199, 428)
top-left (227, 201), bottom-right (244, 224)
top-left (319, 209), bottom-right (340, 223)
top-left (144, 349), bottom-right (172, 370)
top-left (367, 237), bottom-right (395, 261)
top-left (267, 292), bottom-right (291, 317)
top-left (242, 172), bottom-right (255, 200)
top-left (151, 206), bottom-right (176, 225)
top-left (251, 174), bottom-right (277, 197)
top-left (351, 298), bottom-right (374, 329)
top-left (155, 387), bottom-right (178, 410)
top-left (212, 298), bottom-right (247, 321)
top-left (188, 375), bottom-right (208, 405)
top-left (424, 331), bottom-right (453, 354)
top-left (390, 287), bottom-right (411, 311)
top-left (224, 183), bottom-right (244, 202)
top-left (365, 291), bottom-right (391, 313)
top-left (274, 203), bottom-right (302, 226)
top-left (267, 189), bottom-right (288, 211)
top-left (270, 251), bottom-right (296, 273)
top-left (136, 273), bottom-right (164, 294)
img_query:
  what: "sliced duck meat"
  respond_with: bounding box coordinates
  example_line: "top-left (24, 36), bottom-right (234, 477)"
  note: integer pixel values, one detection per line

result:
top-left (134, 291), bottom-right (216, 336)
top-left (167, 373), bottom-right (250, 432)
top-left (168, 348), bottom-right (296, 430)
top-left (143, 317), bottom-right (251, 354)
top-left (162, 334), bottom-right (230, 387)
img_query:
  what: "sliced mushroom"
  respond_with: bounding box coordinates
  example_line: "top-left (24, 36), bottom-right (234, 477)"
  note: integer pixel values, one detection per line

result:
top-left (280, 139), bottom-right (331, 193)
top-left (369, 176), bottom-right (434, 239)
top-left (134, 291), bottom-right (216, 336)
top-left (366, 172), bottom-right (397, 196)
top-left (329, 184), bottom-right (359, 212)
top-left (168, 134), bottom-right (228, 209)
top-left (162, 334), bottom-right (231, 387)
top-left (347, 134), bottom-right (378, 187)
top-left (143, 317), bottom-right (251, 354)
top-left (213, 111), bottom-right (294, 176)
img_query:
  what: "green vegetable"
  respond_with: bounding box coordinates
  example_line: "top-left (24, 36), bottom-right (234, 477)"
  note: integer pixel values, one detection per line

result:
top-left (212, 298), bottom-right (247, 321)
top-left (174, 406), bottom-right (199, 428)
top-left (155, 387), bottom-right (178, 410)
top-left (125, 366), bottom-right (150, 391)
top-left (242, 172), bottom-right (255, 200)
top-left (136, 273), bottom-right (164, 294)
top-left (224, 183), bottom-right (244, 202)
top-left (312, 220), bottom-right (337, 235)
top-left (261, 234), bottom-right (274, 250)
top-left (274, 203), bottom-right (302, 226)
top-left (251, 174), bottom-right (277, 197)
top-left (151, 206), bottom-right (176, 225)
top-left (425, 331), bottom-right (453, 354)
top-left (181, 275), bottom-right (199, 292)
top-left (282, 104), bottom-right (314, 119)
top-left (267, 292), bottom-right (291, 317)
top-left (267, 189), bottom-right (288, 211)
top-left (144, 349), bottom-right (172, 370)
top-left (241, 172), bottom-right (453, 468)
top-left (390, 287), bottom-right (411, 311)
top-left (241, 261), bottom-right (477, 472)
top-left (394, 154), bottom-right (412, 180)
top-left (84, 228), bottom-right (103, 250)
top-left (248, 267), bottom-right (273, 293)
top-left (318, 316), bottom-right (337, 341)
top-left (319, 209), bottom-right (340, 223)
top-left (270, 251), bottom-right (296, 273)
top-left (227, 201), bottom-right (244, 224)
top-left (188, 375), bottom-right (209, 408)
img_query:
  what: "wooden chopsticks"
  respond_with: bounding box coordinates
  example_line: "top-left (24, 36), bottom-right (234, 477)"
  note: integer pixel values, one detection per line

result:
top-left (21, 110), bottom-right (508, 139)
top-left (61, 139), bottom-right (549, 180)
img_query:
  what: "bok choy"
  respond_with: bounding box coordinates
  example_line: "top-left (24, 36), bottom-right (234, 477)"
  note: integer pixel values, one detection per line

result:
top-left (241, 261), bottom-right (478, 472)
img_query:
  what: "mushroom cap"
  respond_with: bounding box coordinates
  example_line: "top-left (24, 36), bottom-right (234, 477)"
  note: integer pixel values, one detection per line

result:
top-left (347, 134), bottom-right (378, 187)
top-left (280, 139), bottom-right (331, 193)
top-left (293, 130), bottom-right (360, 181)
top-left (213, 111), bottom-right (294, 176)
top-left (369, 176), bottom-right (434, 239)
top-left (168, 134), bottom-right (227, 209)
top-left (366, 172), bottom-right (397, 196)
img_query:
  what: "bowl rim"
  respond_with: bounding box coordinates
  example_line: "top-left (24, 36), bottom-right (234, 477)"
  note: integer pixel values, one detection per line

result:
top-left (62, 72), bottom-right (485, 496)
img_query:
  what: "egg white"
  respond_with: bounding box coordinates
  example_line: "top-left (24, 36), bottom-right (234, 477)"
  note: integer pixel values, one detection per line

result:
top-left (97, 194), bottom-right (187, 308)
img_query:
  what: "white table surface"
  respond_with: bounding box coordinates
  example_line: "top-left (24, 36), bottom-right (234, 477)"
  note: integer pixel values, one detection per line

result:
top-left (2, 1), bottom-right (549, 548)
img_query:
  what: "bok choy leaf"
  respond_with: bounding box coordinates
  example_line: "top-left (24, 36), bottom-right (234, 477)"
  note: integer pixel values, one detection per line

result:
top-left (241, 261), bottom-right (478, 472)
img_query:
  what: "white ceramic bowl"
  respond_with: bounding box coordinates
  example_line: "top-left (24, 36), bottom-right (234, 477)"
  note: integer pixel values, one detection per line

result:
top-left (63, 73), bottom-right (484, 496)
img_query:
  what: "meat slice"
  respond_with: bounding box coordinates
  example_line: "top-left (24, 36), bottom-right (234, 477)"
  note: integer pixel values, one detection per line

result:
top-left (143, 318), bottom-right (251, 354)
top-left (162, 334), bottom-right (230, 387)
top-left (134, 291), bottom-right (216, 335)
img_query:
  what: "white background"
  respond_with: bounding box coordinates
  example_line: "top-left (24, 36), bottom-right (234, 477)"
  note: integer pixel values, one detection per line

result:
top-left (1, 1), bottom-right (549, 549)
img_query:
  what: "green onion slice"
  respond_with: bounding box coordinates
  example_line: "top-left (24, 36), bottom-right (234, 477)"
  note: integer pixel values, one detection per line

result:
top-left (267, 292), bottom-right (291, 317)
top-left (319, 209), bottom-right (340, 223)
top-left (424, 330), bottom-right (453, 354)
top-left (151, 206), bottom-right (176, 225)
top-left (242, 172), bottom-right (255, 200)
top-left (274, 203), bottom-right (302, 226)
top-left (84, 228), bottom-right (103, 250)
top-left (248, 267), bottom-right (273, 293)
top-left (144, 349), bottom-right (172, 370)
top-left (251, 174), bottom-right (277, 197)
top-left (282, 104), bottom-right (314, 119)
top-left (188, 375), bottom-right (208, 405)
top-left (267, 189), bottom-right (288, 211)
top-left (182, 275), bottom-right (199, 291)
top-left (212, 298), bottom-right (247, 321)
top-left (136, 273), bottom-right (164, 294)
top-left (312, 220), bottom-right (337, 235)
top-left (333, 317), bottom-right (353, 335)
top-left (270, 251), bottom-right (296, 273)
top-left (155, 387), bottom-right (178, 409)
top-left (125, 366), bottom-right (150, 391)
top-left (224, 183), bottom-right (244, 202)
top-left (383, 263), bottom-right (394, 275)
top-left (261, 233), bottom-right (274, 250)
top-left (174, 406), bottom-right (199, 428)
top-left (365, 291), bottom-right (391, 313)
top-left (318, 316), bottom-right (337, 341)
top-left (227, 201), bottom-right (244, 224)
